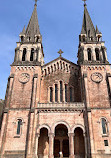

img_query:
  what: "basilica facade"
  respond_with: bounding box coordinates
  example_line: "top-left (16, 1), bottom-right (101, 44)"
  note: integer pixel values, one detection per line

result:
top-left (0, 1), bottom-right (111, 158)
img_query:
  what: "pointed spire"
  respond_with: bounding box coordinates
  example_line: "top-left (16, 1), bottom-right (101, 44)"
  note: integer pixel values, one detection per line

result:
top-left (25, 1), bottom-right (41, 42)
top-left (22, 26), bottom-right (25, 34)
top-left (96, 25), bottom-right (102, 34)
top-left (20, 26), bottom-right (25, 36)
top-left (81, 3), bottom-right (97, 41)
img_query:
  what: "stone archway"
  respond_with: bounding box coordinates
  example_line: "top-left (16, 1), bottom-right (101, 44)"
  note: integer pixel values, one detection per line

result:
top-left (54, 124), bottom-right (69, 158)
top-left (74, 127), bottom-right (85, 158)
top-left (38, 128), bottom-right (49, 158)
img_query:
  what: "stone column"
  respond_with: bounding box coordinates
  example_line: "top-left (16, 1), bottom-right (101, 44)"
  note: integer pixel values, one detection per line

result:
top-left (53, 84), bottom-right (55, 102)
top-left (63, 83), bottom-right (65, 102)
top-left (19, 50), bottom-right (23, 61)
top-left (83, 132), bottom-right (87, 158)
top-left (6, 74), bottom-right (14, 108)
top-left (100, 49), bottom-right (103, 62)
top-left (83, 48), bottom-right (88, 62)
top-left (49, 133), bottom-right (54, 158)
top-left (92, 47), bottom-right (96, 61)
top-left (103, 47), bottom-right (108, 62)
top-left (69, 133), bottom-right (74, 158)
top-left (35, 133), bottom-right (40, 158)
top-left (26, 50), bottom-right (31, 61)
top-left (84, 73), bottom-right (89, 107)
top-left (32, 74), bottom-right (38, 108)
top-left (58, 81), bottom-right (60, 103)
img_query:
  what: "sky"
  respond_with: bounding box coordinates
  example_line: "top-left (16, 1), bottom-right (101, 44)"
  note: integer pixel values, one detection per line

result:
top-left (0, 0), bottom-right (111, 99)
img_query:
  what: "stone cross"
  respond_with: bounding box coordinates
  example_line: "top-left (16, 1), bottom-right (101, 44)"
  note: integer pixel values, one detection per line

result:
top-left (82, 0), bottom-right (87, 5)
top-left (35, 0), bottom-right (37, 4)
top-left (58, 49), bottom-right (63, 57)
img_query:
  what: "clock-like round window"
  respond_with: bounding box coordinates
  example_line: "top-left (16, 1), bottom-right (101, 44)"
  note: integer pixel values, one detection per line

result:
top-left (19, 73), bottom-right (30, 84)
top-left (91, 72), bottom-right (103, 83)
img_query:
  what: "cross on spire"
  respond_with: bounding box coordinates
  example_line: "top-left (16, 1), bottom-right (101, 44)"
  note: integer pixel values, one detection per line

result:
top-left (35, 0), bottom-right (37, 5)
top-left (58, 49), bottom-right (63, 57)
top-left (82, 0), bottom-right (87, 6)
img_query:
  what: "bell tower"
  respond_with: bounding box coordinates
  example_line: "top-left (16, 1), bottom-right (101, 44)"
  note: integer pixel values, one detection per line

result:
top-left (78, 1), bottom-right (108, 65)
top-left (13, 1), bottom-right (44, 66)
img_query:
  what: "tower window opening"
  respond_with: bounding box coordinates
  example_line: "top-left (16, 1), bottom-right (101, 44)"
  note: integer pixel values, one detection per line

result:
top-left (101, 118), bottom-right (108, 135)
top-left (104, 140), bottom-right (108, 146)
top-left (88, 30), bottom-right (90, 38)
top-left (87, 48), bottom-right (91, 61)
top-left (65, 84), bottom-right (67, 102)
top-left (22, 48), bottom-right (27, 61)
top-left (55, 84), bottom-right (58, 102)
top-left (21, 36), bottom-right (24, 42)
top-left (17, 119), bottom-right (22, 135)
top-left (29, 37), bottom-right (31, 41)
top-left (60, 81), bottom-right (63, 102)
top-left (83, 35), bottom-right (85, 42)
top-left (95, 48), bottom-right (100, 61)
top-left (70, 87), bottom-right (72, 102)
top-left (30, 48), bottom-right (34, 61)
top-left (50, 87), bottom-right (53, 102)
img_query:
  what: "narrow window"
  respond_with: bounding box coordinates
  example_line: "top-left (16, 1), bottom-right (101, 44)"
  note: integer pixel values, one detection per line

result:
top-left (17, 119), bottom-right (22, 135)
top-left (21, 36), bottom-right (24, 42)
top-left (30, 48), bottom-right (34, 61)
top-left (50, 87), bottom-right (53, 102)
top-left (22, 48), bottom-right (26, 61)
top-left (102, 118), bottom-right (108, 135)
top-left (65, 84), bottom-right (67, 102)
top-left (104, 140), bottom-right (108, 146)
top-left (87, 48), bottom-right (91, 61)
top-left (60, 81), bottom-right (63, 102)
top-left (83, 35), bottom-right (85, 42)
top-left (95, 48), bottom-right (99, 61)
top-left (55, 84), bottom-right (58, 102)
top-left (70, 87), bottom-right (72, 102)
top-left (88, 30), bottom-right (90, 38)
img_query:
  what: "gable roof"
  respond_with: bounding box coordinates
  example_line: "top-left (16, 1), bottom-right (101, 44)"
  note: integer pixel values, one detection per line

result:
top-left (42, 56), bottom-right (78, 68)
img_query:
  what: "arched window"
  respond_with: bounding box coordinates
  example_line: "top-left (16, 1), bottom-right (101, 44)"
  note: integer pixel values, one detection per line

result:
top-left (21, 36), bottom-right (24, 42)
top-left (83, 35), bottom-right (85, 42)
top-left (65, 84), bottom-right (67, 102)
top-left (60, 81), bottom-right (63, 102)
top-left (50, 87), bottom-right (53, 102)
top-left (87, 48), bottom-right (91, 61)
top-left (55, 84), bottom-right (58, 102)
top-left (51, 66), bottom-right (53, 73)
top-left (95, 48), bottom-right (100, 61)
top-left (48, 67), bottom-right (50, 74)
top-left (70, 87), bottom-right (72, 102)
top-left (44, 69), bottom-right (47, 76)
top-left (57, 62), bottom-right (59, 69)
top-left (54, 64), bottom-right (56, 72)
top-left (30, 48), bottom-right (34, 61)
top-left (88, 30), bottom-right (90, 38)
top-left (17, 119), bottom-right (22, 135)
top-left (101, 118), bottom-right (108, 135)
top-left (22, 48), bottom-right (27, 61)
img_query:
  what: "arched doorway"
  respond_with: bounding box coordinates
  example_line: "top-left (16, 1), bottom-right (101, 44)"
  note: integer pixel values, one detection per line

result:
top-left (54, 124), bottom-right (69, 157)
top-left (38, 128), bottom-right (49, 158)
top-left (74, 127), bottom-right (85, 158)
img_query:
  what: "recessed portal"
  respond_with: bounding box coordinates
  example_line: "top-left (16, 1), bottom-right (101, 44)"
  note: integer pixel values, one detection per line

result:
top-left (38, 128), bottom-right (49, 158)
top-left (54, 124), bottom-right (69, 157)
top-left (74, 127), bottom-right (85, 158)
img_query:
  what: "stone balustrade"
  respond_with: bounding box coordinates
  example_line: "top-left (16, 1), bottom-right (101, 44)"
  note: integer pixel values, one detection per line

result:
top-left (37, 102), bottom-right (84, 109)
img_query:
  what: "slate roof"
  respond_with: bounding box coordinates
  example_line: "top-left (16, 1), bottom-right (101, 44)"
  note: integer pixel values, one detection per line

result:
top-left (81, 4), bottom-right (101, 41)
top-left (20, 3), bottom-right (41, 42)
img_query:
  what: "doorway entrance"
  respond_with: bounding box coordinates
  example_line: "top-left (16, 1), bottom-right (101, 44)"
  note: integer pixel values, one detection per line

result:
top-left (74, 127), bottom-right (85, 158)
top-left (54, 124), bottom-right (69, 158)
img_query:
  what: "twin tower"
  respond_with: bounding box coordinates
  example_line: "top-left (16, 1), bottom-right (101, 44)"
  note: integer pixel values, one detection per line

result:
top-left (0, 1), bottom-right (111, 158)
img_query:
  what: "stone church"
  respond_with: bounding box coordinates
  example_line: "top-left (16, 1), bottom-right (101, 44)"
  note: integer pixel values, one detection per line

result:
top-left (0, 0), bottom-right (111, 158)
